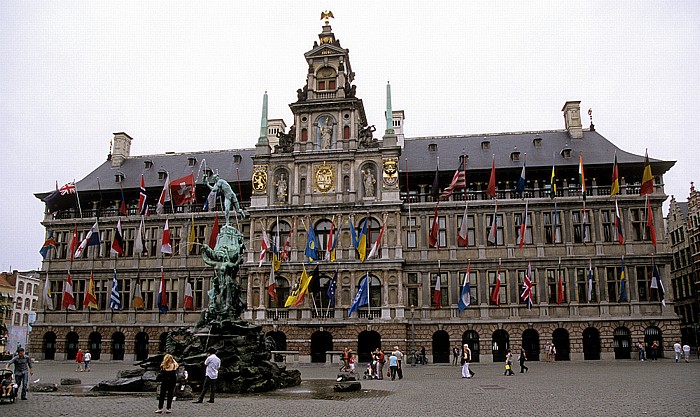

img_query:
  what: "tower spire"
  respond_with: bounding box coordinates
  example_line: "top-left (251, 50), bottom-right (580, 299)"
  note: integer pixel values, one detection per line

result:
top-left (257, 91), bottom-right (269, 145)
top-left (385, 81), bottom-right (394, 135)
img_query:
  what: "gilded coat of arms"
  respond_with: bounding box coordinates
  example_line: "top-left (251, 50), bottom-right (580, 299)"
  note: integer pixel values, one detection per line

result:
top-left (252, 165), bottom-right (268, 193)
top-left (314, 162), bottom-right (335, 193)
top-left (382, 157), bottom-right (399, 188)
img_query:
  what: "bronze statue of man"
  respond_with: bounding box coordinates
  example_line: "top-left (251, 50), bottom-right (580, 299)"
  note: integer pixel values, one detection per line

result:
top-left (204, 174), bottom-right (247, 225)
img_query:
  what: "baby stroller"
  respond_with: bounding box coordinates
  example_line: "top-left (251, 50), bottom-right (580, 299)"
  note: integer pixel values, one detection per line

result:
top-left (362, 362), bottom-right (377, 380)
top-left (0, 370), bottom-right (17, 404)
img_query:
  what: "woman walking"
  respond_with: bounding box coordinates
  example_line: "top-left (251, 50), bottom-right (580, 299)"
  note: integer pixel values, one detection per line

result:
top-left (504, 349), bottom-right (515, 376)
top-left (75, 349), bottom-right (84, 372)
top-left (155, 353), bottom-right (179, 414)
top-left (519, 345), bottom-right (528, 373)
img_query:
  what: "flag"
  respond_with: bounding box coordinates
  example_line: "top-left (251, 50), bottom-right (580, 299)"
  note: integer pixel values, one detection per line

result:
top-left (486, 156), bottom-right (497, 198)
top-left (304, 225), bottom-right (320, 263)
top-left (458, 202), bottom-right (469, 246)
top-left (326, 219), bottom-right (336, 261)
top-left (367, 221), bottom-right (385, 259)
top-left (518, 201), bottom-right (528, 249)
top-left (62, 272), bottom-right (76, 310)
top-left (582, 207), bottom-right (589, 242)
top-left (284, 268), bottom-right (309, 307)
top-left (429, 204), bottom-right (440, 248)
top-left (618, 258), bottom-right (627, 302)
top-left (348, 274), bottom-right (370, 317)
top-left (647, 198), bottom-right (657, 248)
top-left (432, 273), bottom-right (442, 309)
top-left (579, 152), bottom-right (587, 201)
top-left (83, 272), bottom-right (98, 309)
top-left (158, 269), bottom-right (168, 313)
top-left (132, 273), bottom-right (145, 309)
top-left (257, 226), bottom-right (270, 266)
top-left (487, 202), bottom-right (498, 244)
top-left (281, 220), bottom-right (294, 261)
top-left (640, 150), bottom-right (654, 196)
top-left (69, 225), bottom-right (79, 262)
top-left (292, 267), bottom-right (314, 307)
top-left (156, 174), bottom-right (170, 214)
top-left (587, 258), bottom-right (593, 303)
top-left (118, 178), bottom-right (128, 216)
top-left (440, 159), bottom-right (466, 200)
top-left (557, 268), bottom-right (565, 305)
top-left (161, 219), bottom-right (172, 255)
top-left (458, 262), bottom-right (471, 312)
top-left (350, 216), bottom-right (359, 250)
top-left (208, 214), bottom-right (220, 248)
top-left (272, 242), bottom-right (281, 272)
top-left (184, 281), bottom-right (194, 309)
top-left (203, 189), bottom-right (217, 212)
top-left (303, 265), bottom-right (321, 305)
top-left (187, 215), bottom-right (196, 254)
top-left (357, 217), bottom-right (369, 261)
top-left (490, 263), bottom-right (501, 306)
top-left (267, 264), bottom-right (277, 302)
top-left (43, 181), bottom-right (78, 213)
top-left (169, 173), bottom-right (196, 206)
top-left (327, 270), bottom-right (338, 308)
top-left (39, 230), bottom-right (58, 260)
top-left (550, 163), bottom-right (557, 199)
top-left (553, 202), bottom-right (560, 242)
top-left (134, 217), bottom-right (146, 255)
top-left (430, 163), bottom-right (440, 201)
top-left (110, 270), bottom-right (121, 310)
top-left (520, 261), bottom-right (534, 310)
top-left (42, 272), bottom-right (53, 310)
top-left (111, 218), bottom-right (125, 256)
top-left (329, 219), bottom-right (341, 262)
top-left (650, 259), bottom-right (665, 306)
top-left (74, 221), bottom-right (100, 259)
top-left (615, 200), bottom-right (624, 245)
top-left (138, 174), bottom-right (149, 215)
top-left (610, 153), bottom-right (620, 196)
top-left (515, 160), bottom-right (526, 195)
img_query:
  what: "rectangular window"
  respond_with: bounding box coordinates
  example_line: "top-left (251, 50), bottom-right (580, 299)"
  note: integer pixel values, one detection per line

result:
top-left (543, 212), bottom-right (562, 244)
top-left (55, 230), bottom-right (68, 260)
top-left (100, 228), bottom-right (112, 258)
top-left (606, 267), bottom-right (618, 302)
top-left (189, 224), bottom-right (206, 255)
top-left (546, 268), bottom-right (566, 304)
top-left (431, 272), bottom-right (448, 307)
top-left (601, 210), bottom-right (615, 242)
top-left (514, 213), bottom-right (533, 246)
top-left (429, 215), bottom-right (447, 248)
top-left (317, 80), bottom-right (325, 91)
top-left (630, 208), bottom-right (651, 242)
top-left (407, 288), bottom-right (418, 307)
top-left (144, 278), bottom-right (156, 310)
top-left (456, 214), bottom-right (476, 247)
top-left (146, 227), bottom-right (159, 257)
top-left (486, 213), bottom-right (504, 246)
top-left (328, 80), bottom-right (336, 90)
top-left (96, 278), bottom-right (108, 310)
top-left (73, 279), bottom-right (86, 309)
top-left (576, 267), bottom-right (597, 302)
top-left (458, 269), bottom-right (478, 305)
top-left (636, 265), bottom-right (652, 301)
top-left (170, 227), bottom-right (182, 255)
top-left (488, 270), bottom-right (507, 305)
top-left (572, 210), bottom-right (592, 243)
top-left (407, 217), bottom-right (417, 248)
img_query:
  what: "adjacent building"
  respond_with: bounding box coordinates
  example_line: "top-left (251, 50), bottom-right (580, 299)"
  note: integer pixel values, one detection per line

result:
top-left (32, 18), bottom-right (680, 363)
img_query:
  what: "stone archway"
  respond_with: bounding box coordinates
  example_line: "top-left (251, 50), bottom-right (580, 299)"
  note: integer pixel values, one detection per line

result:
top-left (357, 330), bottom-right (381, 363)
top-left (462, 330), bottom-right (480, 363)
top-left (88, 331), bottom-right (102, 360)
top-left (582, 327), bottom-right (601, 360)
top-left (65, 331), bottom-right (79, 360)
top-left (522, 329), bottom-right (540, 361)
top-left (644, 326), bottom-right (664, 359)
top-left (43, 331), bottom-right (57, 360)
top-left (492, 329), bottom-right (509, 362)
top-left (159, 332), bottom-right (169, 353)
top-left (310, 331), bottom-right (333, 363)
top-left (266, 331), bottom-right (287, 362)
top-left (613, 327), bottom-right (631, 359)
top-left (135, 332), bottom-right (149, 361)
top-left (431, 330), bottom-right (450, 363)
top-left (111, 332), bottom-right (125, 361)
top-left (552, 328), bottom-right (570, 361)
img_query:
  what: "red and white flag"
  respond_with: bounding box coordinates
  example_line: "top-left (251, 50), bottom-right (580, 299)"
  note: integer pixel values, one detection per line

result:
top-left (208, 214), bottom-right (220, 248)
top-left (487, 201), bottom-right (498, 244)
top-left (281, 220), bottom-right (294, 261)
top-left (325, 218), bottom-right (336, 261)
top-left (458, 202), bottom-right (469, 246)
top-left (429, 203), bottom-right (440, 248)
top-left (111, 218), bottom-right (125, 256)
top-left (367, 221), bottom-right (386, 259)
top-left (486, 156), bottom-right (497, 198)
top-left (161, 219), bottom-right (172, 255)
top-left (184, 282), bottom-right (194, 309)
top-left (156, 174), bottom-right (170, 214)
top-left (68, 225), bottom-right (79, 263)
top-left (520, 261), bottom-right (534, 309)
top-left (62, 272), bottom-right (76, 310)
top-left (169, 173), bottom-right (196, 206)
top-left (518, 201), bottom-right (528, 249)
top-left (490, 261), bottom-right (502, 306)
top-left (432, 274), bottom-right (442, 309)
top-left (267, 264), bottom-right (277, 302)
top-left (259, 228), bottom-right (271, 267)
top-left (440, 160), bottom-right (466, 200)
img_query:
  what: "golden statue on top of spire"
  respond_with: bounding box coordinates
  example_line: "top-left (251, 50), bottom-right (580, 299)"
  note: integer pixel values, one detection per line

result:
top-left (321, 10), bottom-right (334, 24)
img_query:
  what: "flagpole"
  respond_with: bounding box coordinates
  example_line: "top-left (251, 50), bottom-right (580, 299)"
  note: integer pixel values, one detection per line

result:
top-left (73, 178), bottom-right (83, 218)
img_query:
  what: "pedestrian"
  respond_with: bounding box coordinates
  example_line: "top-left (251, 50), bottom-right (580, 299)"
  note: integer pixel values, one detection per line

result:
top-left (83, 350), bottom-right (92, 372)
top-left (519, 344), bottom-right (528, 373)
top-left (682, 344), bottom-right (691, 362)
top-left (420, 346), bottom-right (426, 365)
top-left (638, 341), bottom-right (645, 361)
top-left (550, 343), bottom-right (557, 363)
top-left (673, 341), bottom-right (682, 362)
top-left (374, 348), bottom-right (385, 380)
top-left (340, 347), bottom-right (350, 372)
top-left (452, 346), bottom-right (460, 366)
top-left (388, 351), bottom-right (399, 380)
top-left (461, 344), bottom-right (474, 379)
top-left (650, 341), bottom-right (658, 360)
top-left (348, 350), bottom-right (356, 374)
top-left (544, 343), bottom-right (551, 363)
top-left (504, 349), bottom-right (515, 376)
top-left (155, 353), bottom-right (178, 414)
top-left (193, 347), bottom-right (221, 404)
top-left (75, 348), bottom-right (84, 372)
top-left (392, 346), bottom-right (403, 380)
top-left (3, 347), bottom-right (33, 400)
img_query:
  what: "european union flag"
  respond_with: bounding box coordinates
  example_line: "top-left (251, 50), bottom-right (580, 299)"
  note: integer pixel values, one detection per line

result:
top-left (327, 271), bottom-right (338, 308)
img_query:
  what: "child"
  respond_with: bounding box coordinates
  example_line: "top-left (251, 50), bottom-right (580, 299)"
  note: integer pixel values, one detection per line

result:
top-left (1, 372), bottom-right (13, 397)
top-left (348, 350), bottom-right (356, 374)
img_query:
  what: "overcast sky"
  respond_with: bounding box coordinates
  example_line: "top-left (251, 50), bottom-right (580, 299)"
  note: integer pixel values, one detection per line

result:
top-left (1, 1), bottom-right (698, 271)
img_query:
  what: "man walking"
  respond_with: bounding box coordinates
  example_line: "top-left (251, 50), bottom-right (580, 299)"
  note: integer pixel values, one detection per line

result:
top-left (461, 344), bottom-right (474, 379)
top-left (4, 347), bottom-right (33, 400)
top-left (673, 341), bottom-right (682, 363)
top-left (682, 344), bottom-right (691, 362)
top-left (392, 346), bottom-right (403, 380)
top-left (193, 347), bottom-right (221, 404)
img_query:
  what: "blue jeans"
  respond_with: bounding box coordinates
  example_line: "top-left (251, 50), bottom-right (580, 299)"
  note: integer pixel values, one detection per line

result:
top-left (15, 372), bottom-right (28, 399)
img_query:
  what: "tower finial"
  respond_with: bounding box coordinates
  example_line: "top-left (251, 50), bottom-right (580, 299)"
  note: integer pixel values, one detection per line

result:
top-left (588, 108), bottom-right (595, 131)
top-left (257, 91), bottom-right (269, 145)
top-left (385, 81), bottom-right (394, 135)
top-left (320, 10), bottom-right (334, 25)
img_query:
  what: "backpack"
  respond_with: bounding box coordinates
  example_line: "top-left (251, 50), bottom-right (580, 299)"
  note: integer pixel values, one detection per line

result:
top-left (176, 366), bottom-right (188, 383)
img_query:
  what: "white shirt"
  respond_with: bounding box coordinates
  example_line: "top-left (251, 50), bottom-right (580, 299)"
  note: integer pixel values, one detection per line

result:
top-left (682, 345), bottom-right (690, 352)
top-left (674, 343), bottom-right (682, 353)
top-left (84, 352), bottom-right (91, 361)
top-left (204, 354), bottom-right (221, 379)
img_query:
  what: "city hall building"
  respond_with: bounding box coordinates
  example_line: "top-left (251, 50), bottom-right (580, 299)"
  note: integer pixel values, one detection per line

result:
top-left (32, 18), bottom-right (680, 364)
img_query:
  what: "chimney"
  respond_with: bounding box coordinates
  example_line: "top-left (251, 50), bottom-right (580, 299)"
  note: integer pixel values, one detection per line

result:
top-left (111, 132), bottom-right (133, 167)
top-left (561, 101), bottom-right (583, 139)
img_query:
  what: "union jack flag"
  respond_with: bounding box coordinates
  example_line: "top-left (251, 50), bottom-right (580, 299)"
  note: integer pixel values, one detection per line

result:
top-left (520, 261), bottom-right (534, 309)
top-left (59, 182), bottom-right (76, 195)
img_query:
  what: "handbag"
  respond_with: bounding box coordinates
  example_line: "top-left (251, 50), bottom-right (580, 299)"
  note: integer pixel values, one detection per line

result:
top-left (505, 364), bottom-right (511, 370)
top-left (387, 370), bottom-right (390, 377)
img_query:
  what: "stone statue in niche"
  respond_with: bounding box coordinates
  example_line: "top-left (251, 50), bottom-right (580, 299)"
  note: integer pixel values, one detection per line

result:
top-left (276, 173), bottom-right (288, 203)
top-left (274, 125), bottom-right (295, 153)
top-left (358, 125), bottom-right (379, 148)
top-left (315, 116), bottom-right (335, 149)
top-left (362, 168), bottom-right (376, 197)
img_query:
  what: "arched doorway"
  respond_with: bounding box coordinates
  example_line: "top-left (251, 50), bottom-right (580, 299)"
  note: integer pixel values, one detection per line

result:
top-left (613, 327), bottom-right (631, 359)
top-left (522, 329), bottom-right (540, 361)
top-left (462, 330), bottom-right (480, 363)
top-left (266, 331), bottom-right (287, 362)
top-left (88, 331), bottom-right (102, 360)
top-left (65, 332), bottom-right (79, 360)
top-left (492, 329), bottom-right (509, 362)
top-left (135, 332), bottom-right (149, 361)
top-left (552, 328), bottom-right (570, 361)
top-left (582, 327), bottom-right (601, 360)
top-left (310, 331), bottom-right (333, 363)
top-left (159, 332), bottom-right (169, 353)
top-left (357, 330), bottom-right (381, 363)
top-left (644, 326), bottom-right (664, 359)
top-left (43, 331), bottom-right (56, 360)
top-left (432, 330), bottom-right (451, 363)
top-left (111, 332), bottom-right (125, 361)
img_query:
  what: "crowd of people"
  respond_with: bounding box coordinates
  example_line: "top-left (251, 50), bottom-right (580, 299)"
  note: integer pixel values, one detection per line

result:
top-left (339, 346), bottom-right (405, 381)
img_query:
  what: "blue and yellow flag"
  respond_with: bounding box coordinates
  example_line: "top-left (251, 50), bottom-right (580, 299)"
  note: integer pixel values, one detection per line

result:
top-left (349, 216), bottom-right (359, 249)
top-left (357, 217), bottom-right (369, 262)
top-left (305, 226), bottom-right (320, 263)
top-left (618, 258), bottom-right (628, 302)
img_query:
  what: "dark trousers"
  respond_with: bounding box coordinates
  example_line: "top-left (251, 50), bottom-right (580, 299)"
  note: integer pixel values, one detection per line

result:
top-left (519, 358), bottom-right (528, 372)
top-left (198, 376), bottom-right (217, 402)
top-left (15, 372), bottom-right (28, 399)
top-left (158, 378), bottom-right (176, 410)
top-left (396, 360), bottom-right (403, 379)
top-left (390, 365), bottom-right (398, 380)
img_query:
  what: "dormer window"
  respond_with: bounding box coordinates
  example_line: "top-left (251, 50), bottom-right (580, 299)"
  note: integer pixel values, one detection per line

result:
top-left (233, 154), bottom-right (242, 164)
top-left (316, 66), bottom-right (337, 91)
top-left (481, 140), bottom-right (490, 151)
top-left (115, 173), bottom-right (125, 183)
top-left (428, 143), bottom-right (437, 152)
top-left (511, 152), bottom-right (521, 162)
top-left (144, 160), bottom-right (153, 169)
top-left (533, 137), bottom-right (542, 148)
top-left (187, 157), bottom-right (197, 166)
top-left (561, 148), bottom-right (572, 159)
top-left (158, 170), bottom-right (167, 180)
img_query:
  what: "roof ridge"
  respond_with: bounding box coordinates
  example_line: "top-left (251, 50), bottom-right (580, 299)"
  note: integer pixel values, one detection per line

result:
top-left (406, 129), bottom-right (569, 141)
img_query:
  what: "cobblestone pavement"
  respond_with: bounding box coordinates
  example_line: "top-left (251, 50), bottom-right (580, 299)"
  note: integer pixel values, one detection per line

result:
top-left (3, 358), bottom-right (699, 416)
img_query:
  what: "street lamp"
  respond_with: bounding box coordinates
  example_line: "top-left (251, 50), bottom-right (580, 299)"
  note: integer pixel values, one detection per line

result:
top-left (410, 304), bottom-right (416, 366)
